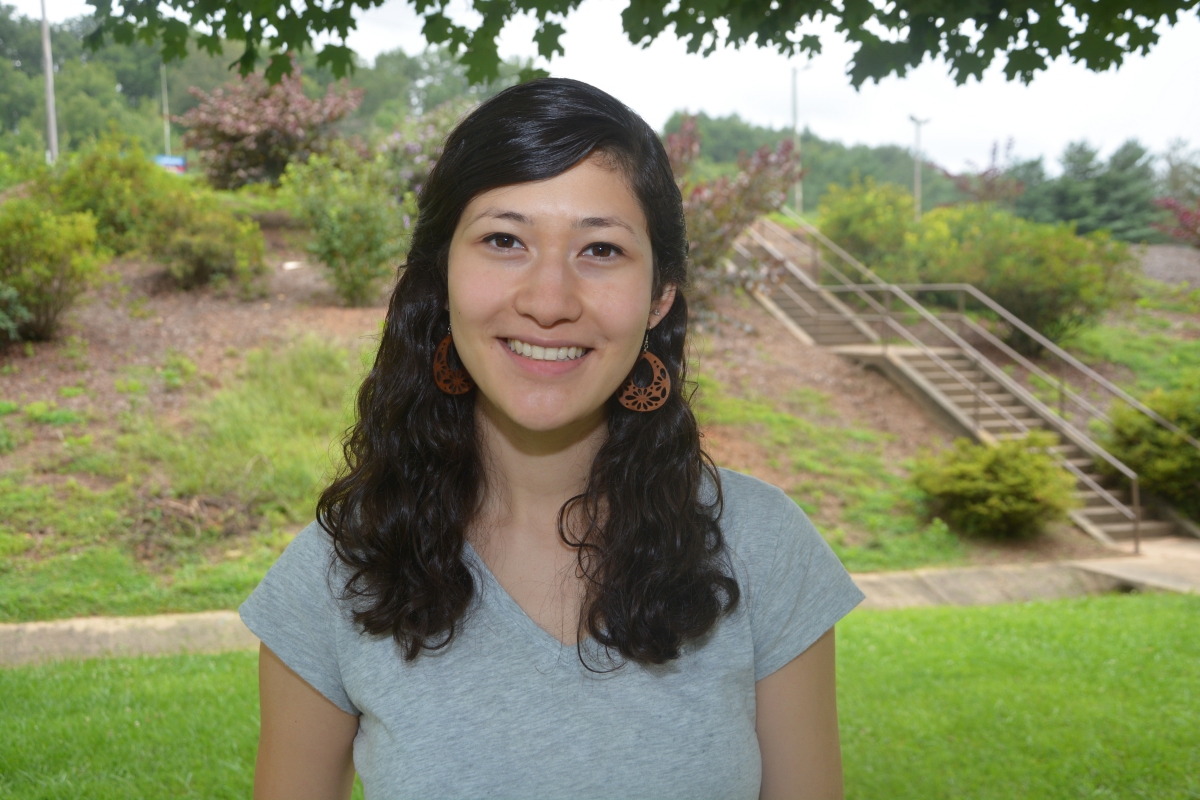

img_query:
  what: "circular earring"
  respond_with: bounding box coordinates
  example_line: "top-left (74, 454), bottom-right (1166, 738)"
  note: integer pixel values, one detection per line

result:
top-left (433, 327), bottom-right (475, 395)
top-left (617, 333), bottom-right (670, 412)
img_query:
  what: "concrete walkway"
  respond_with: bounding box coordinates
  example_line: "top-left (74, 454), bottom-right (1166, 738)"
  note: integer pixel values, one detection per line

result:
top-left (3, 538), bottom-right (1198, 667)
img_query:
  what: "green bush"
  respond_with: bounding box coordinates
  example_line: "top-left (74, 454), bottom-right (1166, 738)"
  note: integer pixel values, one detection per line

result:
top-left (0, 281), bottom-right (30, 343)
top-left (282, 146), bottom-right (415, 306)
top-left (911, 431), bottom-right (1077, 540)
top-left (1099, 382), bottom-right (1200, 519)
top-left (906, 204), bottom-right (1134, 351)
top-left (48, 135), bottom-right (191, 255)
top-left (48, 135), bottom-right (267, 295)
top-left (815, 177), bottom-right (915, 281)
top-left (0, 199), bottom-right (105, 341)
top-left (159, 201), bottom-right (267, 296)
top-left (816, 183), bottom-right (1135, 352)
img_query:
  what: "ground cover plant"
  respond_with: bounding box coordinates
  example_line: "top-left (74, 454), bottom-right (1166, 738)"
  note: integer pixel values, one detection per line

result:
top-left (693, 370), bottom-right (965, 572)
top-left (3, 593), bottom-right (1196, 799)
top-left (0, 338), bottom-right (362, 623)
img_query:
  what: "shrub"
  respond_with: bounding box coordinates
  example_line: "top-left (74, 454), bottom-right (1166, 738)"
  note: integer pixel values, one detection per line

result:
top-left (815, 183), bottom-right (1135, 353)
top-left (377, 99), bottom-right (470, 197)
top-left (49, 135), bottom-right (191, 255)
top-left (159, 201), bottom-right (267, 296)
top-left (0, 199), bottom-right (105, 341)
top-left (1099, 382), bottom-right (1200, 519)
top-left (906, 204), bottom-right (1134, 351)
top-left (178, 58), bottom-right (362, 190)
top-left (0, 282), bottom-right (30, 343)
top-left (665, 115), bottom-right (800, 305)
top-left (815, 178), bottom-right (915, 281)
top-left (1155, 197), bottom-right (1200, 248)
top-left (281, 146), bottom-right (415, 306)
top-left (48, 135), bottom-right (267, 294)
top-left (911, 431), bottom-right (1077, 540)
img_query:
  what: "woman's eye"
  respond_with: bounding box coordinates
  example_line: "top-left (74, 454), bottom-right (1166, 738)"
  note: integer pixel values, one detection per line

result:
top-left (584, 243), bottom-right (621, 258)
top-left (486, 234), bottom-right (520, 249)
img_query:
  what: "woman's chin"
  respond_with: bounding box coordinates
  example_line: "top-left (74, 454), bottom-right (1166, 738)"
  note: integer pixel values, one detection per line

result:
top-left (481, 393), bottom-right (608, 438)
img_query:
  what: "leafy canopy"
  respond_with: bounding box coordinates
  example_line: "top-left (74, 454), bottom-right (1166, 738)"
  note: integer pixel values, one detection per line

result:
top-left (83, 0), bottom-right (1200, 87)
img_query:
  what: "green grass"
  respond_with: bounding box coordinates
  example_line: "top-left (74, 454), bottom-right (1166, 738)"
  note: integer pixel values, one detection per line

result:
top-left (840, 592), bottom-right (1200, 798)
top-left (0, 337), bottom-right (363, 623)
top-left (2, 593), bottom-right (1194, 799)
top-left (694, 373), bottom-right (964, 572)
top-left (1066, 280), bottom-right (1200, 394)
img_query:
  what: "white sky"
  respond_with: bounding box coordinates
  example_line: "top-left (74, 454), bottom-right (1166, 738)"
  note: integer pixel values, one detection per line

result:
top-left (20, 0), bottom-right (1200, 172)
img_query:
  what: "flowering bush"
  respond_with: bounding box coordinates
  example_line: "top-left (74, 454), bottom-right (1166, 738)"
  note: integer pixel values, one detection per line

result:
top-left (1155, 198), bottom-right (1200, 248)
top-left (178, 59), bottom-right (363, 189)
top-left (666, 115), bottom-right (800, 305)
top-left (376, 99), bottom-right (470, 197)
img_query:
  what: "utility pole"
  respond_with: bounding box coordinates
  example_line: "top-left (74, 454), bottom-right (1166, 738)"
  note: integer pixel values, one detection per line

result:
top-left (791, 67), bottom-right (802, 215)
top-left (161, 62), bottom-right (171, 156)
top-left (40, 0), bottom-right (58, 163)
top-left (909, 115), bottom-right (929, 222)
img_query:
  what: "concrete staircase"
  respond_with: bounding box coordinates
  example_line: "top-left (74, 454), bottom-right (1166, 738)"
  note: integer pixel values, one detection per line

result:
top-left (736, 215), bottom-right (1192, 549)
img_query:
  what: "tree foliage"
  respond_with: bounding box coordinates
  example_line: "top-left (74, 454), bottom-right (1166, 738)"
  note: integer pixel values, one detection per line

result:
top-left (666, 115), bottom-right (799, 304)
top-left (82, 0), bottom-right (1200, 88)
top-left (661, 111), bottom-right (961, 212)
top-left (1010, 140), bottom-right (1170, 243)
top-left (178, 58), bottom-right (362, 189)
top-left (817, 180), bottom-right (1135, 352)
top-left (1156, 198), bottom-right (1200, 248)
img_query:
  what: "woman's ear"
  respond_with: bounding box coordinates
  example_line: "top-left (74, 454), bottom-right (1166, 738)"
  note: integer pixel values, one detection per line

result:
top-left (647, 284), bottom-right (677, 329)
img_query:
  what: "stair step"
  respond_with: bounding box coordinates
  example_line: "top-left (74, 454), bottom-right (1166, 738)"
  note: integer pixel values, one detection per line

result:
top-left (1102, 520), bottom-right (1176, 539)
top-left (1077, 506), bottom-right (1152, 524)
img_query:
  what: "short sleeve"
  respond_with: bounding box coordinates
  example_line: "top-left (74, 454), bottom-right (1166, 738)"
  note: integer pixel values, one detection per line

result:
top-left (750, 498), bottom-right (865, 682)
top-left (239, 521), bottom-right (360, 715)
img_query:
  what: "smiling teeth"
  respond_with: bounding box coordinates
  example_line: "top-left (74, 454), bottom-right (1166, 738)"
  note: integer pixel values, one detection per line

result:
top-left (507, 339), bottom-right (586, 361)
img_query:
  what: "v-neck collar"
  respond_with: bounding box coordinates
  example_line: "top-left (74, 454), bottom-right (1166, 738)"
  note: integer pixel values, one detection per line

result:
top-left (462, 540), bottom-right (595, 658)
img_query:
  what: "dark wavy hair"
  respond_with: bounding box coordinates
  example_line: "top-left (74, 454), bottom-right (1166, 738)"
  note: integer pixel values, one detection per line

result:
top-left (316, 78), bottom-right (739, 667)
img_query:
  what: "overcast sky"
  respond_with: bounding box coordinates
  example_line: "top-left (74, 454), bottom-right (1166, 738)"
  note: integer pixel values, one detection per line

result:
top-left (19, 0), bottom-right (1200, 173)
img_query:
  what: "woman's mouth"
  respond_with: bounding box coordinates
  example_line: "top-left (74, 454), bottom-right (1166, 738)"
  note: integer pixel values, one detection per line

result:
top-left (506, 338), bottom-right (589, 362)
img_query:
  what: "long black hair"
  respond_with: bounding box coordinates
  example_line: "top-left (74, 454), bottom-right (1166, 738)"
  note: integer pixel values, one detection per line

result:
top-left (317, 78), bottom-right (739, 667)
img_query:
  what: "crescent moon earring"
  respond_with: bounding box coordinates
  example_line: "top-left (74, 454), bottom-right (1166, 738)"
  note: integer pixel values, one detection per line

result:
top-left (617, 332), bottom-right (670, 412)
top-left (433, 324), bottom-right (475, 395)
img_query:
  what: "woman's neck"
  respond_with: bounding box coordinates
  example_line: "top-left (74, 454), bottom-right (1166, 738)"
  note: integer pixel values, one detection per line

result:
top-left (472, 396), bottom-right (607, 553)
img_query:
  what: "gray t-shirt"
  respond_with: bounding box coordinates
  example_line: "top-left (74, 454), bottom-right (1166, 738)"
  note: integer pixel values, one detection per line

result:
top-left (239, 468), bottom-right (863, 800)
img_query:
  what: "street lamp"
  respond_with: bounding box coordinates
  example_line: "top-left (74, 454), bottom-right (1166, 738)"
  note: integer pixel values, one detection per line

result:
top-left (909, 115), bottom-right (929, 222)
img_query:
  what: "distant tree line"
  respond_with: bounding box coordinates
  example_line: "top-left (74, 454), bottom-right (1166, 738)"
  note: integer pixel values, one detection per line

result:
top-left (663, 110), bottom-right (1200, 245)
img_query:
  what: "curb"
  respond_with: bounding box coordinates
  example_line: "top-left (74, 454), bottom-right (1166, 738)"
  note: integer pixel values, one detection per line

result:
top-left (3, 550), bottom-right (1197, 668)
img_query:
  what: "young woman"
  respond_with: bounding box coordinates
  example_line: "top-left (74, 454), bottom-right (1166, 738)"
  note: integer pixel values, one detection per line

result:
top-left (240, 78), bottom-right (863, 800)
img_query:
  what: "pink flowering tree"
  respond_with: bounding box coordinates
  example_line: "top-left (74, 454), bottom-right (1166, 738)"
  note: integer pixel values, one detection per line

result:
top-left (666, 115), bottom-right (800, 305)
top-left (178, 60), bottom-right (363, 189)
top-left (1155, 198), bottom-right (1200, 249)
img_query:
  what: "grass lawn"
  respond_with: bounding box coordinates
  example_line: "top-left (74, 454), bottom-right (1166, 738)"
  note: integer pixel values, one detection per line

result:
top-left (3, 593), bottom-right (1196, 799)
top-left (1065, 278), bottom-right (1200, 394)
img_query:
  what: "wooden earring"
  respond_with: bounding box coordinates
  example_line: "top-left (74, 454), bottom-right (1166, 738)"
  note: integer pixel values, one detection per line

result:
top-left (618, 335), bottom-right (670, 412)
top-left (433, 332), bottom-right (474, 395)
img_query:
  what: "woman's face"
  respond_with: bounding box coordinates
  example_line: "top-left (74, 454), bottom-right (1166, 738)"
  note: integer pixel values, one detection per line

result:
top-left (447, 154), bottom-right (676, 436)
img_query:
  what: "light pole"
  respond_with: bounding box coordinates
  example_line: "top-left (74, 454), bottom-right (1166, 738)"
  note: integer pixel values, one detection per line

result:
top-left (791, 67), bottom-right (802, 214)
top-left (909, 115), bottom-right (929, 222)
top-left (40, 0), bottom-right (58, 163)
top-left (161, 62), bottom-right (171, 156)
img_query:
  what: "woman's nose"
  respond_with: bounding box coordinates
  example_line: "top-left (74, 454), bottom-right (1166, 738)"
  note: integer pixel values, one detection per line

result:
top-left (512, 249), bottom-right (583, 327)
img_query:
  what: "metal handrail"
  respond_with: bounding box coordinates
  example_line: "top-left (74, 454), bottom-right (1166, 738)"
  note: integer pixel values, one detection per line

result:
top-left (759, 212), bottom-right (1145, 551)
top-left (779, 205), bottom-right (1199, 454)
top-left (894, 283), bottom-right (1200, 452)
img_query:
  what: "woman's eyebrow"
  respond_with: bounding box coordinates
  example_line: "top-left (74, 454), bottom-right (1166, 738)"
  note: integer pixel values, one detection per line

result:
top-left (575, 216), bottom-right (636, 235)
top-left (468, 209), bottom-right (531, 227)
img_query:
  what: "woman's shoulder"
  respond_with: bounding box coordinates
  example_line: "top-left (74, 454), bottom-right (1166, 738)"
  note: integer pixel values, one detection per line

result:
top-left (715, 467), bottom-right (816, 549)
